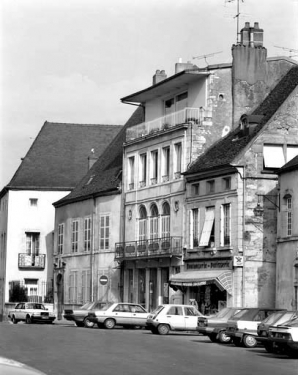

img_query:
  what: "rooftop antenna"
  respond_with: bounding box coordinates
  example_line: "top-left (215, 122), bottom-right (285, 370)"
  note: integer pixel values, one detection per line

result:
top-left (274, 46), bottom-right (298, 58)
top-left (192, 51), bottom-right (223, 66)
top-left (225, 0), bottom-right (245, 44)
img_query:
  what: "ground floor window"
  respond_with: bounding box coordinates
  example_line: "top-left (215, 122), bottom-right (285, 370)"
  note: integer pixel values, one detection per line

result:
top-left (189, 284), bottom-right (226, 315)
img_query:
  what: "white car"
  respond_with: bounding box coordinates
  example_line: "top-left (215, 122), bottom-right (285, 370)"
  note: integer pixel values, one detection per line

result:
top-left (146, 304), bottom-right (205, 335)
top-left (87, 302), bottom-right (149, 329)
top-left (8, 302), bottom-right (56, 324)
top-left (268, 317), bottom-right (298, 358)
top-left (0, 357), bottom-right (46, 375)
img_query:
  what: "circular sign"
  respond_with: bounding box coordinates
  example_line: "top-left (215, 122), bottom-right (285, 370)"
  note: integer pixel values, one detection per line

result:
top-left (99, 275), bottom-right (108, 285)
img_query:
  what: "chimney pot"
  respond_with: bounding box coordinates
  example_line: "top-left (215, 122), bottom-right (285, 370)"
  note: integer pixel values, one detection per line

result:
top-left (152, 69), bottom-right (167, 85)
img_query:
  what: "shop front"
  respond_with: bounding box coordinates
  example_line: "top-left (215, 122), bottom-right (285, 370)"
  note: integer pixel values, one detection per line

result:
top-left (169, 259), bottom-right (233, 315)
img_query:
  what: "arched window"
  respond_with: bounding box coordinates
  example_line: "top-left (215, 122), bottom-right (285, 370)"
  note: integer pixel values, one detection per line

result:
top-left (150, 204), bottom-right (159, 240)
top-left (161, 202), bottom-right (170, 239)
top-left (139, 205), bottom-right (147, 241)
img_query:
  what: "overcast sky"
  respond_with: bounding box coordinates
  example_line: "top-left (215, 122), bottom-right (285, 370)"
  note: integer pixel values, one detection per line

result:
top-left (1, 0), bottom-right (297, 190)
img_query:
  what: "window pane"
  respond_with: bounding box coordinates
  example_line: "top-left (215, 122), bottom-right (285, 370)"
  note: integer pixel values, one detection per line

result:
top-left (263, 145), bottom-right (285, 168)
top-left (199, 207), bottom-right (215, 246)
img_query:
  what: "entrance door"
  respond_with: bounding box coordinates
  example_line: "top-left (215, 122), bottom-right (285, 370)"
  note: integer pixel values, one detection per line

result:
top-left (149, 269), bottom-right (157, 311)
top-left (138, 269), bottom-right (146, 308)
top-left (161, 268), bottom-right (169, 304)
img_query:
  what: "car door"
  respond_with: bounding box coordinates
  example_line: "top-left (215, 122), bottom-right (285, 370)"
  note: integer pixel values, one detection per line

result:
top-left (165, 306), bottom-right (185, 330)
top-left (14, 303), bottom-right (22, 319)
top-left (112, 304), bottom-right (132, 325)
top-left (130, 304), bottom-right (148, 326)
top-left (184, 306), bottom-right (200, 330)
top-left (18, 303), bottom-right (26, 320)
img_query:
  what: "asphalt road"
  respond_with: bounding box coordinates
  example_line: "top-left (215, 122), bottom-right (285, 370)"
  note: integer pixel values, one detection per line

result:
top-left (0, 321), bottom-right (297, 375)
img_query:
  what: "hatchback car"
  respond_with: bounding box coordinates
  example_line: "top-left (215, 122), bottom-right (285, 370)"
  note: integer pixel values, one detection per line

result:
top-left (146, 304), bottom-right (205, 335)
top-left (8, 302), bottom-right (56, 324)
top-left (225, 307), bottom-right (286, 348)
top-left (87, 302), bottom-right (149, 329)
top-left (267, 317), bottom-right (298, 358)
top-left (256, 310), bottom-right (298, 352)
top-left (197, 307), bottom-right (244, 343)
top-left (63, 301), bottom-right (107, 327)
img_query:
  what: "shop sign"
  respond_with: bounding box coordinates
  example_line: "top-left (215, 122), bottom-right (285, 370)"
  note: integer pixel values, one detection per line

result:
top-left (186, 260), bottom-right (232, 270)
top-left (233, 256), bottom-right (244, 267)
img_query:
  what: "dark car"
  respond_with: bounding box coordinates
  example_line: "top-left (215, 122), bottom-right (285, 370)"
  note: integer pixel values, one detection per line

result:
top-left (197, 307), bottom-right (244, 343)
top-left (225, 307), bottom-right (286, 348)
top-left (63, 301), bottom-right (107, 327)
top-left (256, 310), bottom-right (298, 352)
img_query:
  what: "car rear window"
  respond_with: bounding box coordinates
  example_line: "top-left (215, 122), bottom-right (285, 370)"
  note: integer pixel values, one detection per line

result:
top-left (151, 305), bottom-right (165, 316)
top-left (262, 312), bottom-right (285, 324)
top-left (230, 309), bottom-right (254, 320)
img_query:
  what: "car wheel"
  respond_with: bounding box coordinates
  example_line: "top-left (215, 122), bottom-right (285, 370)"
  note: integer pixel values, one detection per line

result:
top-left (218, 331), bottom-right (231, 344)
top-left (264, 343), bottom-right (273, 353)
top-left (12, 315), bottom-right (18, 324)
top-left (84, 317), bottom-right (95, 328)
top-left (232, 338), bottom-right (242, 347)
top-left (25, 315), bottom-right (32, 324)
top-left (157, 324), bottom-right (170, 335)
top-left (75, 321), bottom-right (84, 327)
top-left (208, 333), bottom-right (217, 342)
top-left (104, 318), bottom-right (116, 329)
top-left (243, 334), bottom-right (257, 348)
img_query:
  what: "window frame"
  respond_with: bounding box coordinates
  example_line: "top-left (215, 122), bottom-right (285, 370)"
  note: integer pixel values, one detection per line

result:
top-left (71, 220), bottom-right (79, 253)
top-left (58, 224), bottom-right (64, 254)
top-left (139, 153), bottom-right (147, 188)
top-left (221, 204), bottom-right (231, 246)
top-left (99, 214), bottom-right (110, 251)
top-left (84, 217), bottom-right (91, 252)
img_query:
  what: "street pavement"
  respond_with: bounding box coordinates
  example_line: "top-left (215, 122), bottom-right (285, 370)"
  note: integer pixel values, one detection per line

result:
top-left (0, 321), bottom-right (297, 375)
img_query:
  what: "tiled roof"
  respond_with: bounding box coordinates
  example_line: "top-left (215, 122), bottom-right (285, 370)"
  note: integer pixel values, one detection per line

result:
top-left (54, 106), bottom-right (145, 207)
top-left (277, 155), bottom-right (298, 174)
top-left (6, 122), bottom-right (122, 190)
top-left (185, 66), bottom-right (298, 175)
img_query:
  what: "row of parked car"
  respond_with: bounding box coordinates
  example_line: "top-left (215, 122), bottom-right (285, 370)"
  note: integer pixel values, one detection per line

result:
top-left (8, 301), bottom-right (298, 358)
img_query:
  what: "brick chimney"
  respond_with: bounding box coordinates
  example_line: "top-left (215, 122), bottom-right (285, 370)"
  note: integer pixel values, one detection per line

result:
top-left (153, 70), bottom-right (167, 85)
top-left (231, 22), bottom-right (268, 129)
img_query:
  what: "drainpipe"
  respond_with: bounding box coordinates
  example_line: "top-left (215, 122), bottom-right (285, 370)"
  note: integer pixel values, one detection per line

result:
top-left (90, 195), bottom-right (96, 301)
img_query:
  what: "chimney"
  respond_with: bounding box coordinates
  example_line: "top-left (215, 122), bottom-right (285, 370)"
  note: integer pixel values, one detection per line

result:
top-left (232, 22), bottom-right (267, 129)
top-left (88, 148), bottom-right (97, 170)
top-left (175, 59), bottom-right (195, 74)
top-left (153, 70), bottom-right (167, 85)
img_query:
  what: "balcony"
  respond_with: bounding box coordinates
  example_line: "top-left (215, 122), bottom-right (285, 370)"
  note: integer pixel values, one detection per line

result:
top-left (115, 237), bottom-right (183, 260)
top-left (18, 254), bottom-right (46, 269)
top-left (126, 107), bottom-right (206, 142)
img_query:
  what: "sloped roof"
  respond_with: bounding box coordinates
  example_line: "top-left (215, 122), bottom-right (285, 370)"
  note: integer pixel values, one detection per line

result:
top-left (185, 66), bottom-right (298, 176)
top-left (277, 155), bottom-right (298, 175)
top-left (54, 106), bottom-right (145, 207)
top-left (5, 122), bottom-right (122, 190)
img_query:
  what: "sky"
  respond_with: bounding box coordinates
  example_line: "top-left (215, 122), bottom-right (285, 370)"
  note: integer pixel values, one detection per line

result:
top-left (1, 0), bottom-right (297, 190)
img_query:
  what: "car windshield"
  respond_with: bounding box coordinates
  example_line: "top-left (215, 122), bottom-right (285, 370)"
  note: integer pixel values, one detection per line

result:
top-left (214, 308), bottom-right (232, 319)
top-left (283, 317), bottom-right (298, 327)
top-left (230, 309), bottom-right (253, 320)
top-left (80, 302), bottom-right (93, 310)
top-left (262, 312), bottom-right (285, 324)
top-left (151, 305), bottom-right (165, 315)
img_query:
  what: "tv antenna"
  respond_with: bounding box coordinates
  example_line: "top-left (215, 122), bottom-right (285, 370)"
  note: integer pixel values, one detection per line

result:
top-left (192, 51), bottom-right (223, 66)
top-left (274, 46), bottom-right (298, 58)
top-left (225, 0), bottom-right (245, 44)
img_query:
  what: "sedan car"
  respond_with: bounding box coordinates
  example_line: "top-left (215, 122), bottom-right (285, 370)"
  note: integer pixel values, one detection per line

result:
top-left (267, 317), bottom-right (298, 358)
top-left (225, 307), bottom-right (286, 348)
top-left (146, 304), bottom-right (205, 335)
top-left (87, 302), bottom-right (149, 329)
top-left (63, 301), bottom-right (108, 327)
top-left (256, 310), bottom-right (298, 352)
top-left (197, 307), bottom-right (244, 343)
top-left (8, 302), bottom-right (56, 324)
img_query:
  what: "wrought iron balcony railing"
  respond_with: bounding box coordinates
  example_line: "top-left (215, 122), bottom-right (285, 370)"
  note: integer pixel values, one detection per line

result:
top-left (18, 254), bottom-right (46, 269)
top-left (126, 107), bottom-right (203, 142)
top-left (115, 237), bottom-right (183, 260)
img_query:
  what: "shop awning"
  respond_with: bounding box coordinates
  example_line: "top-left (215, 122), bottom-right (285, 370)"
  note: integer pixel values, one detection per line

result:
top-left (169, 270), bottom-right (232, 295)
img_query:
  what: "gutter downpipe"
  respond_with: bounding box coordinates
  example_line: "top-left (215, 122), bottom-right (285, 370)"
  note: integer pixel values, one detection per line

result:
top-left (90, 195), bottom-right (96, 301)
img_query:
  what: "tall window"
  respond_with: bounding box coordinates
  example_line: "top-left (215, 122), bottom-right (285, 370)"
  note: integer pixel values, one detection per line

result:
top-left (199, 207), bottom-right (215, 247)
top-left (139, 153), bottom-right (147, 188)
top-left (58, 224), bottom-right (64, 254)
top-left (207, 180), bottom-right (215, 193)
top-left (221, 204), bottom-right (231, 246)
top-left (150, 204), bottom-right (159, 240)
top-left (128, 156), bottom-right (135, 190)
top-left (82, 269), bottom-right (91, 303)
top-left (162, 147), bottom-right (170, 182)
top-left (161, 202), bottom-right (170, 239)
top-left (84, 217), bottom-right (91, 252)
top-left (138, 206), bottom-right (147, 241)
top-left (69, 271), bottom-right (78, 303)
top-left (99, 215), bottom-right (110, 250)
top-left (72, 220), bottom-right (79, 253)
top-left (26, 233), bottom-right (40, 255)
top-left (287, 197), bottom-right (292, 236)
top-left (174, 143), bottom-right (182, 178)
top-left (190, 209), bottom-right (200, 248)
top-left (151, 150), bottom-right (158, 185)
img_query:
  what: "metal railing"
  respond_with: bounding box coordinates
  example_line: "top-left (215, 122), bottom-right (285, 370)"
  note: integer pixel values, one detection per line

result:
top-left (18, 254), bottom-right (46, 269)
top-left (115, 236), bottom-right (183, 260)
top-left (126, 107), bottom-right (201, 141)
